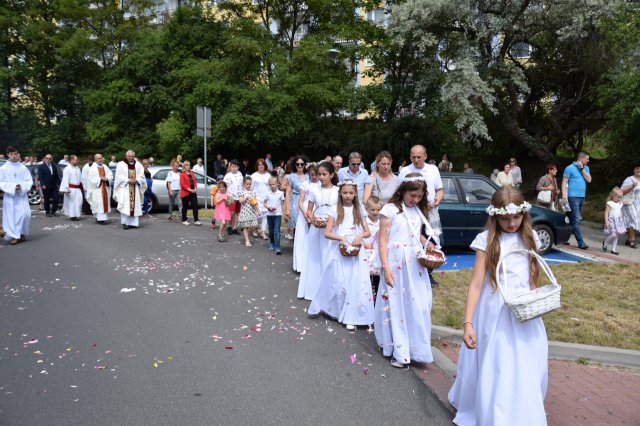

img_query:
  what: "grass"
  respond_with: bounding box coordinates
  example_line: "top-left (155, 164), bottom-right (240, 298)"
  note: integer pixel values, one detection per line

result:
top-left (432, 262), bottom-right (640, 350)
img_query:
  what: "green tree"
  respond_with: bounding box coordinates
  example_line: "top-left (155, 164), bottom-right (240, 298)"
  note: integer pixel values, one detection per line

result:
top-left (390, 0), bottom-right (621, 162)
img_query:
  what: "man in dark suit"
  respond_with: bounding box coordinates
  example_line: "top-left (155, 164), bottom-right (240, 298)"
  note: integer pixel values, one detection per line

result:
top-left (37, 154), bottom-right (61, 217)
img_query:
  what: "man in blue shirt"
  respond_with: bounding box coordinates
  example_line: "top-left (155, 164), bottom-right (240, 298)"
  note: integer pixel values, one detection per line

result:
top-left (560, 151), bottom-right (592, 249)
top-left (337, 152), bottom-right (369, 203)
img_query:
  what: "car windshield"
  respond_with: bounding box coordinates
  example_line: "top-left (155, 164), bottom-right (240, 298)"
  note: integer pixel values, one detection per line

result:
top-left (459, 177), bottom-right (496, 204)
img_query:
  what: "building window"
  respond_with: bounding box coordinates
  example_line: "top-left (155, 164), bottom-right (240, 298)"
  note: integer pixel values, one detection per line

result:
top-left (510, 42), bottom-right (532, 59)
top-left (367, 8), bottom-right (386, 27)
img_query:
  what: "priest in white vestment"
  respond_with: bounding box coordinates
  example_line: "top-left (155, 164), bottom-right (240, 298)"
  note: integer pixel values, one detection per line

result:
top-left (113, 150), bottom-right (146, 229)
top-left (59, 155), bottom-right (84, 221)
top-left (0, 147), bottom-right (33, 245)
top-left (86, 154), bottom-right (113, 224)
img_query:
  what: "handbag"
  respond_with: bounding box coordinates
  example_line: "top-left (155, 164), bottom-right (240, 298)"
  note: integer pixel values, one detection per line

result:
top-left (537, 190), bottom-right (552, 204)
top-left (622, 179), bottom-right (636, 205)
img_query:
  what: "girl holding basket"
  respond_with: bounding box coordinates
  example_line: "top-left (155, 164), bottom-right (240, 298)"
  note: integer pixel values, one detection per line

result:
top-left (448, 186), bottom-right (548, 426)
top-left (308, 180), bottom-right (372, 330)
top-left (297, 162), bottom-right (339, 301)
top-left (374, 173), bottom-right (437, 368)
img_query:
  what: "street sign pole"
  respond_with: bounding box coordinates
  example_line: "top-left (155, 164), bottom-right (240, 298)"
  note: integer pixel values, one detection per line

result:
top-left (197, 106), bottom-right (212, 209)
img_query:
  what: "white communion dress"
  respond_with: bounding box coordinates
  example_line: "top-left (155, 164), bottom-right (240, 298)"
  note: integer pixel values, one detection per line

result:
top-left (448, 230), bottom-right (548, 426)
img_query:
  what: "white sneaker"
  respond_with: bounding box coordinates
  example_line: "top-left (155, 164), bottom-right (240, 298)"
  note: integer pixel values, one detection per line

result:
top-left (285, 233), bottom-right (294, 240)
top-left (182, 221), bottom-right (190, 225)
top-left (194, 221), bottom-right (202, 226)
top-left (345, 324), bottom-right (356, 331)
top-left (390, 359), bottom-right (406, 368)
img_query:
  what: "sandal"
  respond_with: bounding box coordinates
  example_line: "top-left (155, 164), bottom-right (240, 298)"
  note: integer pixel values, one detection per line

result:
top-left (9, 239), bottom-right (19, 245)
top-left (245, 241), bottom-right (252, 247)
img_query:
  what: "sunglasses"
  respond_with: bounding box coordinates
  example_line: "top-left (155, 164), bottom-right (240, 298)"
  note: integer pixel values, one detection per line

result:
top-left (296, 162), bottom-right (306, 166)
top-left (350, 162), bottom-right (361, 167)
top-left (509, 160), bottom-right (516, 163)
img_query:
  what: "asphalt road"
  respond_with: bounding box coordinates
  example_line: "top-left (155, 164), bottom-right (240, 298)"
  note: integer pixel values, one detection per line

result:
top-left (0, 209), bottom-right (453, 425)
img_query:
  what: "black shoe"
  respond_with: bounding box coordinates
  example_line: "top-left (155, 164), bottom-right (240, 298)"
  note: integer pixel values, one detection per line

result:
top-left (578, 243), bottom-right (589, 250)
top-left (99, 221), bottom-right (108, 225)
top-left (52, 212), bottom-right (58, 217)
top-left (46, 213), bottom-right (53, 217)
top-left (625, 240), bottom-right (631, 246)
top-left (123, 224), bottom-right (129, 230)
top-left (71, 217), bottom-right (80, 221)
top-left (611, 250), bottom-right (620, 255)
top-left (602, 242), bottom-right (607, 252)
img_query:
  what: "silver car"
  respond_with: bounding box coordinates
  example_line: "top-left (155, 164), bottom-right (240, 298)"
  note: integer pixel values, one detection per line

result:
top-left (146, 165), bottom-right (217, 211)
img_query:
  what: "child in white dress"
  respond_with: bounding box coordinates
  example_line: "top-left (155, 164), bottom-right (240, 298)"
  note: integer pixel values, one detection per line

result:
top-left (374, 173), bottom-right (435, 368)
top-left (297, 161), bottom-right (339, 300)
top-left (363, 196), bottom-right (382, 296)
top-left (308, 180), bottom-right (372, 330)
top-left (293, 164), bottom-right (320, 272)
top-left (603, 187), bottom-right (626, 255)
top-left (448, 186), bottom-right (548, 426)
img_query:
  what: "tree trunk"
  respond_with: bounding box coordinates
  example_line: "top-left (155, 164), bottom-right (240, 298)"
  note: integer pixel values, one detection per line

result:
top-left (496, 102), bottom-right (557, 163)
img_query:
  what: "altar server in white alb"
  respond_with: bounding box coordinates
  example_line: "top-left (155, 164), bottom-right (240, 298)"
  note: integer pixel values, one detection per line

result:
top-left (0, 146), bottom-right (32, 245)
top-left (448, 186), bottom-right (547, 426)
top-left (86, 153), bottom-right (113, 225)
top-left (59, 155), bottom-right (84, 221)
top-left (114, 150), bottom-right (146, 229)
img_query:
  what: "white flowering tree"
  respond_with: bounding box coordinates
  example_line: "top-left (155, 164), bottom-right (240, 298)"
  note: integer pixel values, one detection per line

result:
top-left (390, 0), bottom-right (622, 162)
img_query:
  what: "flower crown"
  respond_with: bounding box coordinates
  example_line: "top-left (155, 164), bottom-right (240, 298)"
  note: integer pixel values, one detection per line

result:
top-left (486, 202), bottom-right (532, 216)
top-left (337, 179), bottom-right (357, 187)
top-left (401, 175), bottom-right (426, 183)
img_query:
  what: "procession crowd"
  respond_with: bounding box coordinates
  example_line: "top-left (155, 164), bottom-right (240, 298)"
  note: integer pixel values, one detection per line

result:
top-left (2, 142), bottom-right (640, 426)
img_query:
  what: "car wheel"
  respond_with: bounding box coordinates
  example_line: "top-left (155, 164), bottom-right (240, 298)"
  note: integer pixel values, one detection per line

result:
top-left (28, 189), bottom-right (41, 205)
top-left (533, 223), bottom-right (554, 254)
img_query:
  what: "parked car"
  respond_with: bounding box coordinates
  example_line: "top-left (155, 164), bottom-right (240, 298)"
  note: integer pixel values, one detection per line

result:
top-left (26, 164), bottom-right (67, 206)
top-left (145, 165), bottom-right (217, 211)
top-left (439, 173), bottom-right (571, 254)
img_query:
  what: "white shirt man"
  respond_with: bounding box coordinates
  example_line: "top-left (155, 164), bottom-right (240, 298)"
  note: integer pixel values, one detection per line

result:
top-left (59, 155), bottom-right (84, 220)
top-left (58, 155), bottom-right (69, 165)
top-left (265, 153), bottom-right (274, 172)
top-left (113, 150), bottom-right (147, 229)
top-left (86, 154), bottom-right (113, 224)
top-left (192, 158), bottom-right (205, 175)
top-left (0, 148), bottom-right (33, 245)
top-left (108, 156), bottom-right (118, 168)
top-left (397, 145), bottom-right (444, 238)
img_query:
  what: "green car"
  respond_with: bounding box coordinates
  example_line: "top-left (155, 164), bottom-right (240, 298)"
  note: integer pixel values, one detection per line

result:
top-left (439, 173), bottom-right (572, 254)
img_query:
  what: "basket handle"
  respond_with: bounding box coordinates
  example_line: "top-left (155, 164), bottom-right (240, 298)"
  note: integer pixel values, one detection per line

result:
top-left (496, 249), bottom-right (559, 301)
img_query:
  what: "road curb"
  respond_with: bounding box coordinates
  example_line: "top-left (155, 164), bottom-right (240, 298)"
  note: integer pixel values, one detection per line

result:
top-left (432, 325), bottom-right (640, 369)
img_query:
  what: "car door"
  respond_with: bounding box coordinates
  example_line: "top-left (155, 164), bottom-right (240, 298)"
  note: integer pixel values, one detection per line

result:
top-left (457, 176), bottom-right (497, 241)
top-left (438, 177), bottom-right (467, 245)
top-left (152, 169), bottom-right (171, 208)
top-left (193, 172), bottom-right (216, 207)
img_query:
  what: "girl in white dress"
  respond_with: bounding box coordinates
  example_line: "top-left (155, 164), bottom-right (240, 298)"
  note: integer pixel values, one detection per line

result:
top-left (448, 186), bottom-right (548, 426)
top-left (374, 173), bottom-right (435, 368)
top-left (293, 164), bottom-right (320, 273)
top-left (308, 180), bottom-right (372, 329)
top-left (297, 161), bottom-right (339, 300)
top-left (603, 187), bottom-right (626, 255)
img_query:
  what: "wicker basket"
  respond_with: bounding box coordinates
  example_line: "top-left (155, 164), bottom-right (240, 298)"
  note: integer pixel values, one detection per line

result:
top-left (417, 247), bottom-right (446, 269)
top-left (496, 249), bottom-right (561, 322)
top-left (313, 218), bottom-right (327, 228)
top-left (339, 242), bottom-right (361, 257)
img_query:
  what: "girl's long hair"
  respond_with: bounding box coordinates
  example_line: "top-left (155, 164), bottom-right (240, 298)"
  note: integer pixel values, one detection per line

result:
top-left (336, 183), bottom-right (363, 226)
top-left (387, 173), bottom-right (430, 218)
top-left (485, 186), bottom-right (539, 291)
top-left (608, 186), bottom-right (623, 201)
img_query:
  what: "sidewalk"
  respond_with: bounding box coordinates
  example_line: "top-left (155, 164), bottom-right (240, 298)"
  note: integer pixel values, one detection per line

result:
top-left (558, 220), bottom-right (639, 265)
top-left (418, 329), bottom-right (640, 426)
